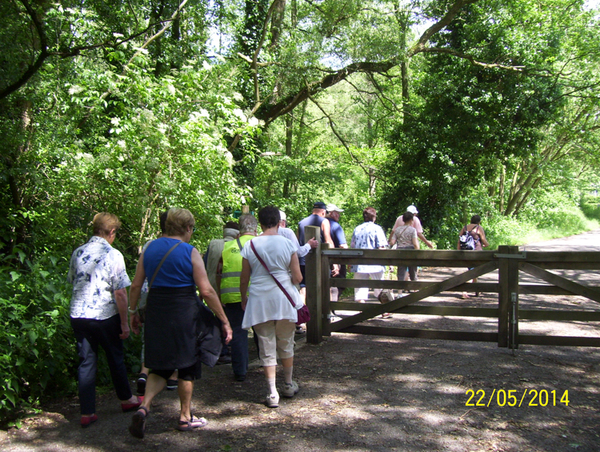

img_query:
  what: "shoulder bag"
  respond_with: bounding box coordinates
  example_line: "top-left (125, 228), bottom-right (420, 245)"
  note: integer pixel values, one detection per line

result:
top-left (250, 239), bottom-right (310, 325)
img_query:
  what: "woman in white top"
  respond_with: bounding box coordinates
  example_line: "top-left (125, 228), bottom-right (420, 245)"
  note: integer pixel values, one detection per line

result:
top-left (240, 206), bottom-right (303, 408)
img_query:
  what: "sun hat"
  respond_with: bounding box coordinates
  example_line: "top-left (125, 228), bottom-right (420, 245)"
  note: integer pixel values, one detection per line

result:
top-left (326, 204), bottom-right (344, 213)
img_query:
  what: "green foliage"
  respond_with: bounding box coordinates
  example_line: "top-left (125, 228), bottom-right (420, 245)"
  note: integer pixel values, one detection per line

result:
top-left (0, 249), bottom-right (76, 423)
top-left (0, 3), bottom-right (259, 422)
top-left (251, 142), bottom-right (376, 231)
top-left (580, 191), bottom-right (600, 222)
top-left (434, 183), bottom-right (600, 251)
top-left (378, 0), bottom-right (600, 241)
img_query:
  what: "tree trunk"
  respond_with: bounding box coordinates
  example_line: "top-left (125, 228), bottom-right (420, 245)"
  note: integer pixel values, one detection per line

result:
top-left (283, 114), bottom-right (293, 197)
top-left (498, 164), bottom-right (505, 213)
top-left (270, 0), bottom-right (286, 49)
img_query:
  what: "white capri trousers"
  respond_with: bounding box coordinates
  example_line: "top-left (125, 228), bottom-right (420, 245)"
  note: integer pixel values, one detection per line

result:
top-left (354, 271), bottom-right (384, 301)
top-left (253, 320), bottom-right (296, 367)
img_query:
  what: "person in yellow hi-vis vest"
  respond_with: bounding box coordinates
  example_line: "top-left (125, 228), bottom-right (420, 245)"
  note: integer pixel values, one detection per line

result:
top-left (216, 214), bottom-right (258, 381)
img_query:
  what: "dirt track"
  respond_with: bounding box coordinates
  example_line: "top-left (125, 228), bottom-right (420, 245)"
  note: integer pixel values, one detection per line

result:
top-left (2, 231), bottom-right (600, 451)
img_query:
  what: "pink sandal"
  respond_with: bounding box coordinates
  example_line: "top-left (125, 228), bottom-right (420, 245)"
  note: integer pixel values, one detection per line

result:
top-left (177, 415), bottom-right (208, 431)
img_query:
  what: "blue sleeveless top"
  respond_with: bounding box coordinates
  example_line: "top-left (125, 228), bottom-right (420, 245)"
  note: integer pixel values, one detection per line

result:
top-left (143, 237), bottom-right (195, 288)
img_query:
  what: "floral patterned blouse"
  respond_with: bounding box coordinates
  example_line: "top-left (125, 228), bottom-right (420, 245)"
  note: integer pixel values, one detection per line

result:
top-left (68, 236), bottom-right (131, 320)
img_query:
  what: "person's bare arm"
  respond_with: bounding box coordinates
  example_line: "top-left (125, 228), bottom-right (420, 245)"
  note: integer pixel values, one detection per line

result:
top-left (412, 234), bottom-right (420, 250)
top-left (479, 227), bottom-right (489, 247)
top-left (290, 253), bottom-right (302, 285)
top-left (389, 217), bottom-right (401, 242)
top-left (115, 288), bottom-right (130, 339)
top-left (321, 219), bottom-right (339, 275)
top-left (417, 232), bottom-right (433, 249)
top-left (191, 248), bottom-right (233, 343)
top-left (457, 226), bottom-right (465, 250)
top-left (240, 258), bottom-right (251, 310)
top-left (389, 232), bottom-right (397, 248)
top-left (128, 255), bottom-right (146, 335)
top-left (321, 218), bottom-right (335, 247)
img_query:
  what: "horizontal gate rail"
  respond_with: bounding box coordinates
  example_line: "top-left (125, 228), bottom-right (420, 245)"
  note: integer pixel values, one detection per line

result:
top-left (341, 325), bottom-right (498, 343)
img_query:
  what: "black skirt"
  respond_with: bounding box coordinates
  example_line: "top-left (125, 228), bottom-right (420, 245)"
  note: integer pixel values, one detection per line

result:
top-left (144, 286), bottom-right (199, 370)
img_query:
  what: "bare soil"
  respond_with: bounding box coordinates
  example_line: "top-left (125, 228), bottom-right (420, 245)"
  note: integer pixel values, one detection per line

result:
top-left (2, 231), bottom-right (600, 452)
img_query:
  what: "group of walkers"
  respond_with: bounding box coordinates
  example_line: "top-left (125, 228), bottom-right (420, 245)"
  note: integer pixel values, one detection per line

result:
top-left (68, 207), bottom-right (305, 439)
top-left (347, 204), bottom-right (489, 303)
top-left (67, 203), bottom-right (488, 438)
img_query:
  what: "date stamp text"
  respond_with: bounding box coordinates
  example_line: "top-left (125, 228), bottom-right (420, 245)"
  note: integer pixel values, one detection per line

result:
top-left (465, 389), bottom-right (569, 407)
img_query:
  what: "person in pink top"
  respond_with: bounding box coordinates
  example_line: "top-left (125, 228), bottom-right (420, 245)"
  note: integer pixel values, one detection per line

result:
top-left (390, 205), bottom-right (433, 249)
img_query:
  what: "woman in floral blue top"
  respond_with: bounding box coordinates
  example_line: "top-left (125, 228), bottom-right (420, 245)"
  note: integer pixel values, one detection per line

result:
top-left (350, 207), bottom-right (388, 303)
top-left (68, 212), bottom-right (142, 427)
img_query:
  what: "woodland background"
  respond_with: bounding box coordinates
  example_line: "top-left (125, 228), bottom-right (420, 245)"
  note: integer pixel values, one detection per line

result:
top-left (1, 0), bottom-right (599, 424)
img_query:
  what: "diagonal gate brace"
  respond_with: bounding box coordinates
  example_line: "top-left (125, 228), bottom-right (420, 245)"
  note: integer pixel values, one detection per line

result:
top-left (519, 262), bottom-right (600, 304)
top-left (332, 260), bottom-right (499, 332)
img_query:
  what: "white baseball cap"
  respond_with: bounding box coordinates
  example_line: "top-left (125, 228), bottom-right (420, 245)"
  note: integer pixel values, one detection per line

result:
top-left (279, 210), bottom-right (287, 221)
top-left (326, 204), bottom-right (344, 213)
top-left (407, 205), bottom-right (418, 214)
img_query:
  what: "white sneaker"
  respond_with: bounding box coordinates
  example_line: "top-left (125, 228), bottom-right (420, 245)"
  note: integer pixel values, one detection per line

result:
top-left (281, 381), bottom-right (299, 398)
top-left (265, 393), bottom-right (279, 408)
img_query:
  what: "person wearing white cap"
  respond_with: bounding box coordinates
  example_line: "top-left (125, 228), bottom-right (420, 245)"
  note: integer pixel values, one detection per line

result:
top-left (390, 205), bottom-right (433, 249)
top-left (326, 204), bottom-right (348, 302)
top-left (277, 210), bottom-right (318, 259)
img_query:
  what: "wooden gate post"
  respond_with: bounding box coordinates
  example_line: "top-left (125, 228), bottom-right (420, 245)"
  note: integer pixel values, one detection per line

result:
top-left (304, 225), bottom-right (323, 344)
top-left (321, 243), bottom-right (331, 337)
top-left (497, 245), bottom-right (520, 348)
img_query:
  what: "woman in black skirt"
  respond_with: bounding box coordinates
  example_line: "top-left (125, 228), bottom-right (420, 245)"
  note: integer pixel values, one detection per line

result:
top-left (127, 208), bottom-right (232, 438)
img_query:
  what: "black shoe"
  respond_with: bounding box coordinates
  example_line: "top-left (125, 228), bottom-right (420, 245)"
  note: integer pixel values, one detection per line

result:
top-left (217, 355), bottom-right (232, 365)
top-left (234, 374), bottom-right (246, 382)
top-left (136, 373), bottom-right (147, 395)
top-left (166, 379), bottom-right (178, 390)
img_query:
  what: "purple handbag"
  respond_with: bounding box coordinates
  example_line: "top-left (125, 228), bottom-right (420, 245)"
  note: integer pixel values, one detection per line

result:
top-left (250, 240), bottom-right (310, 325)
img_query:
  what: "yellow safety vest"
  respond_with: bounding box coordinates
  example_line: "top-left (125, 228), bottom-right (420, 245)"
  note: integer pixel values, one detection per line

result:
top-left (220, 235), bottom-right (253, 304)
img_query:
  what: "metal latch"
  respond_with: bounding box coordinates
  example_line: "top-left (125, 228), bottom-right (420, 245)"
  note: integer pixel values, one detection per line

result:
top-left (322, 250), bottom-right (364, 256)
top-left (494, 252), bottom-right (527, 259)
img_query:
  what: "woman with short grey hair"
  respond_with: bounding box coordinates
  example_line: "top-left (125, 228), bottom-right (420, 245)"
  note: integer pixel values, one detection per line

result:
top-left (68, 212), bottom-right (142, 427)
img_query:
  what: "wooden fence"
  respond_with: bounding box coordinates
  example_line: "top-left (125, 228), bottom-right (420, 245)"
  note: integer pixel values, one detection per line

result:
top-left (302, 226), bottom-right (600, 348)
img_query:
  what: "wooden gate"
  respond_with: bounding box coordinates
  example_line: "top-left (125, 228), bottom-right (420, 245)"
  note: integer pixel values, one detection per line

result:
top-left (302, 226), bottom-right (600, 347)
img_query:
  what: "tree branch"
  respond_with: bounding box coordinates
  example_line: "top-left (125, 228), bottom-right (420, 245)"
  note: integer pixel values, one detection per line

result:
top-left (408, 0), bottom-right (480, 57)
top-left (250, 0), bottom-right (280, 105)
top-left (0, 0), bottom-right (49, 100)
top-left (418, 47), bottom-right (527, 72)
top-left (308, 93), bottom-right (374, 179)
top-left (1, 1), bottom-right (181, 101)
top-left (259, 60), bottom-right (400, 125)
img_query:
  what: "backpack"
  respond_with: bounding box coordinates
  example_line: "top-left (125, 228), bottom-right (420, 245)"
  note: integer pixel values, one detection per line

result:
top-left (459, 225), bottom-right (476, 250)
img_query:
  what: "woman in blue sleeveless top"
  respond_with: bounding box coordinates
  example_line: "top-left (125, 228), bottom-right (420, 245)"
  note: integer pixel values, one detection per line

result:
top-left (127, 208), bottom-right (232, 438)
